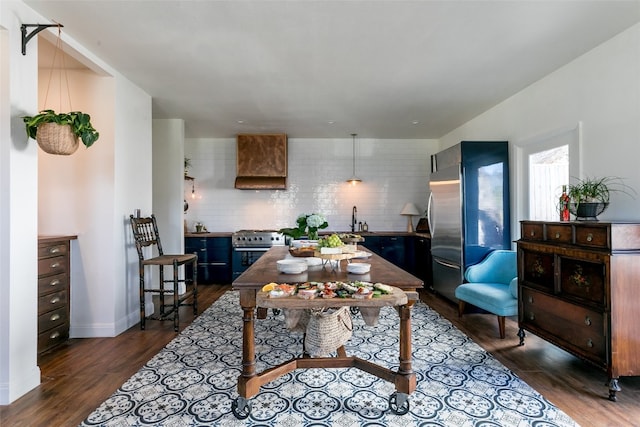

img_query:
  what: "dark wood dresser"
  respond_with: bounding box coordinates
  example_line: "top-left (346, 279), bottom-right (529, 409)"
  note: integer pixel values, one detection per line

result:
top-left (517, 221), bottom-right (640, 401)
top-left (38, 236), bottom-right (76, 356)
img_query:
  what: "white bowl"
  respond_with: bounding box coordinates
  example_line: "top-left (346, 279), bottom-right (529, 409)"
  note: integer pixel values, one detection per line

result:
top-left (277, 259), bottom-right (308, 274)
top-left (347, 263), bottom-right (371, 274)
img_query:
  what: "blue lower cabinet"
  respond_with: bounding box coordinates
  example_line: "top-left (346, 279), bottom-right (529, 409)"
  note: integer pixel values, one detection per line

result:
top-left (185, 236), bottom-right (231, 284)
top-left (362, 236), bottom-right (408, 271)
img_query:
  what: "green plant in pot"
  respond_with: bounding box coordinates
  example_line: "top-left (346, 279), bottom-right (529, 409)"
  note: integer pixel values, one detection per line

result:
top-left (23, 109), bottom-right (99, 155)
top-left (567, 176), bottom-right (634, 220)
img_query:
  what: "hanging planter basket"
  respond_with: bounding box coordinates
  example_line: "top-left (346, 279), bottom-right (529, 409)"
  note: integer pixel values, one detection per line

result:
top-left (21, 26), bottom-right (99, 155)
top-left (36, 122), bottom-right (79, 155)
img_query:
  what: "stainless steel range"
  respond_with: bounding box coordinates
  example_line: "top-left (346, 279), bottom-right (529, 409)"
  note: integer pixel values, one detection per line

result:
top-left (231, 230), bottom-right (285, 280)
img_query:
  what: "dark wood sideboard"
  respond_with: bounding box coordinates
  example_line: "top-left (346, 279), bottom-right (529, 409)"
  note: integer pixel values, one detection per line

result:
top-left (516, 221), bottom-right (640, 401)
top-left (37, 235), bottom-right (76, 357)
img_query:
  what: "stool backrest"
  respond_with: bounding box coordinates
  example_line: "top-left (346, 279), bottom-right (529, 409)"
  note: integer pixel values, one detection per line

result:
top-left (130, 214), bottom-right (164, 259)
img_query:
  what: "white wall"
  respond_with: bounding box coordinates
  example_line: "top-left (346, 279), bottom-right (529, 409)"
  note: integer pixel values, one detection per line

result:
top-left (1, 0), bottom-right (46, 404)
top-left (439, 23), bottom-right (640, 234)
top-left (184, 138), bottom-right (438, 233)
top-left (1, 0), bottom-right (153, 404)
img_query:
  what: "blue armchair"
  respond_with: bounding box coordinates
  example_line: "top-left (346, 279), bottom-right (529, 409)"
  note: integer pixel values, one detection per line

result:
top-left (454, 249), bottom-right (518, 339)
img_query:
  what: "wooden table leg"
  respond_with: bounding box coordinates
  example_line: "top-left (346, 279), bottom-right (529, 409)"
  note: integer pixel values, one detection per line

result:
top-left (395, 301), bottom-right (416, 394)
top-left (238, 290), bottom-right (257, 398)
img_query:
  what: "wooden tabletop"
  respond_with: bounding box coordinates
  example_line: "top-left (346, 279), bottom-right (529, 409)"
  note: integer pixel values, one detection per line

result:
top-left (232, 246), bottom-right (423, 292)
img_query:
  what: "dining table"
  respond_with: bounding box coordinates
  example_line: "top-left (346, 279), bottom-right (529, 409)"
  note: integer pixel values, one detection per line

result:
top-left (230, 245), bottom-right (424, 419)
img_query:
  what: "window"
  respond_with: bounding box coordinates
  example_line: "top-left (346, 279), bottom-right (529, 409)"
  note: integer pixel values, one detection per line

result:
top-left (514, 123), bottom-right (581, 223)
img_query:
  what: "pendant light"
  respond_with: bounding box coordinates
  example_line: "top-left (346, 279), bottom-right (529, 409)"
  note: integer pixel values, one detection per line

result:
top-left (346, 133), bottom-right (362, 185)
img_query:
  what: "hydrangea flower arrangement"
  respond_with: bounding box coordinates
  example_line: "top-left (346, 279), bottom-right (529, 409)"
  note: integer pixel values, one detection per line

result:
top-left (279, 213), bottom-right (328, 240)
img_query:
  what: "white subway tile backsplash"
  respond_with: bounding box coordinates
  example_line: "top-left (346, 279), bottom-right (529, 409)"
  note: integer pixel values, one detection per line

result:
top-left (184, 137), bottom-right (438, 232)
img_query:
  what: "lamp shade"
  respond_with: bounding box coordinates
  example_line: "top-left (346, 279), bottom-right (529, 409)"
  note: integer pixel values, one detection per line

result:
top-left (400, 202), bottom-right (420, 216)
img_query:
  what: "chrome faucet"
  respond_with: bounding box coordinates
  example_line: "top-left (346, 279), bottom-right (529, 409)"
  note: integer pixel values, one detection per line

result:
top-left (351, 206), bottom-right (357, 232)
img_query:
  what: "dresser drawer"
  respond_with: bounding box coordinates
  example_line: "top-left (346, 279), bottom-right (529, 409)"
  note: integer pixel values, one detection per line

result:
top-left (546, 224), bottom-right (573, 244)
top-left (38, 323), bottom-right (70, 354)
top-left (521, 223), bottom-right (544, 241)
top-left (38, 290), bottom-right (68, 315)
top-left (575, 225), bottom-right (609, 249)
top-left (38, 256), bottom-right (67, 276)
top-left (559, 257), bottom-right (605, 306)
top-left (521, 288), bottom-right (606, 365)
top-left (38, 272), bottom-right (68, 296)
top-left (38, 242), bottom-right (69, 259)
top-left (38, 306), bottom-right (68, 332)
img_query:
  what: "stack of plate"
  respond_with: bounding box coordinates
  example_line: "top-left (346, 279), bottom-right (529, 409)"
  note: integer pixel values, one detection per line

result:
top-left (347, 263), bottom-right (371, 274)
top-left (276, 259), bottom-right (308, 274)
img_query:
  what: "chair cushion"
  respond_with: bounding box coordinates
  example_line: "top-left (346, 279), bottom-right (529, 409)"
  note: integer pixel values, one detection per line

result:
top-left (509, 277), bottom-right (518, 299)
top-left (455, 282), bottom-right (518, 317)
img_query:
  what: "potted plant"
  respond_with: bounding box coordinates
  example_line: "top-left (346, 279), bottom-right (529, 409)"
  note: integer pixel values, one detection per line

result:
top-left (279, 213), bottom-right (328, 241)
top-left (567, 176), bottom-right (634, 220)
top-left (23, 109), bottom-right (99, 155)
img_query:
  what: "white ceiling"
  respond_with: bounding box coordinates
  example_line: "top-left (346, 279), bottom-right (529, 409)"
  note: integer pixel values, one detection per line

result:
top-left (25, 0), bottom-right (640, 139)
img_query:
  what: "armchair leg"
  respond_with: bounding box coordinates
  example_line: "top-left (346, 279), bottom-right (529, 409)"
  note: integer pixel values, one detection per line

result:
top-left (497, 315), bottom-right (506, 339)
top-left (458, 300), bottom-right (466, 317)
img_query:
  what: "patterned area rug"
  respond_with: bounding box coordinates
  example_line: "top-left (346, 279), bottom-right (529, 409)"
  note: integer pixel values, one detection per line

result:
top-left (80, 292), bottom-right (579, 426)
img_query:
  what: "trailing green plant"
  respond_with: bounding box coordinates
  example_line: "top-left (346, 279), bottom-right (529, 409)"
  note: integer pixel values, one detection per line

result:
top-left (23, 109), bottom-right (99, 148)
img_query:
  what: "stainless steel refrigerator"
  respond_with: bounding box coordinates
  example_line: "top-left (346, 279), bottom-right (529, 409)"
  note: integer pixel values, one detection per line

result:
top-left (427, 141), bottom-right (511, 303)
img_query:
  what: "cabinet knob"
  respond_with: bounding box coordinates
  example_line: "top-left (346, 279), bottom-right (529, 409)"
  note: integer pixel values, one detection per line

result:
top-left (50, 313), bottom-right (61, 321)
top-left (587, 339), bottom-right (594, 348)
top-left (586, 233), bottom-right (593, 242)
top-left (50, 262), bottom-right (60, 269)
top-left (585, 316), bottom-right (592, 326)
top-left (49, 279), bottom-right (61, 287)
top-left (529, 313), bottom-right (535, 321)
top-left (200, 248), bottom-right (206, 252)
top-left (530, 230), bottom-right (536, 237)
top-left (555, 232), bottom-right (561, 239)
top-left (50, 297), bottom-right (60, 304)
top-left (49, 247), bottom-right (60, 254)
top-left (49, 331), bottom-right (60, 339)
top-left (528, 296), bottom-right (533, 303)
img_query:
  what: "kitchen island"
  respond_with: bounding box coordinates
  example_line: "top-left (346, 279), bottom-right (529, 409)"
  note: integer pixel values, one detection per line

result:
top-left (231, 245), bottom-right (423, 418)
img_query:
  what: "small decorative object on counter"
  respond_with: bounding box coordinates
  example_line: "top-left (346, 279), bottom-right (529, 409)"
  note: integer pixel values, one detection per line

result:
top-left (363, 222), bottom-right (369, 232)
top-left (559, 185), bottom-right (570, 221)
top-left (195, 222), bottom-right (204, 233)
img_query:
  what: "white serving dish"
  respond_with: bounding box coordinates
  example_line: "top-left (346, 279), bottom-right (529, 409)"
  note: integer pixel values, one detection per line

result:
top-left (277, 259), bottom-right (308, 274)
top-left (347, 262), bottom-right (371, 274)
top-left (352, 251), bottom-right (372, 259)
top-left (320, 247), bottom-right (342, 254)
top-left (305, 257), bottom-right (323, 267)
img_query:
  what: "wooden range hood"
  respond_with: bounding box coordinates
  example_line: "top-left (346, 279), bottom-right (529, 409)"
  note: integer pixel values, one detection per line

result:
top-left (234, 133), bottom-right (288, 190)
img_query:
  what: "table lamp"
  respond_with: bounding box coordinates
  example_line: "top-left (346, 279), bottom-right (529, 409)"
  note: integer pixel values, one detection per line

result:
top-left (400, 202), bottom-right (421, 232)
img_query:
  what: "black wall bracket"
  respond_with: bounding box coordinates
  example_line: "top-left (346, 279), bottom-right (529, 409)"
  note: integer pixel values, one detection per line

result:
top-left (21, 23), bottom-right (63, 56)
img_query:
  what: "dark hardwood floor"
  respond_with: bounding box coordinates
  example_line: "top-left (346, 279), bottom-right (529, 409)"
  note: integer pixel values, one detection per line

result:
top-left (1, 284), bottom-right (639, 427)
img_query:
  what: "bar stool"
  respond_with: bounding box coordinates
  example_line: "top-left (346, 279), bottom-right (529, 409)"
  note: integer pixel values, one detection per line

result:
top-left (129, 214), bottom-right (198, 331)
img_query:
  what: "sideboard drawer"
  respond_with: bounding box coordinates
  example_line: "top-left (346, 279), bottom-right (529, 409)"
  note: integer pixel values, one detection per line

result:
top-left (575, 226), bottom-right (609, 249)
top-left (521, 288), bottom-right (606, 365)
top-left (38, 290), bottom-right (68, 315)
top-left (38, 306), bottom-right (68, 331)
top-left (521, 223), bottom-right (544, 241)
top-left (38, 242), bottom-right (68, 259)
top-left (546, 224), bottom-right (573, 244)
top-left (38, 272), bottom-right (68, 296)
top-left (38, 323), bottom-right (70, 354)
top-left (38, 256), bottom-right (67, 276)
